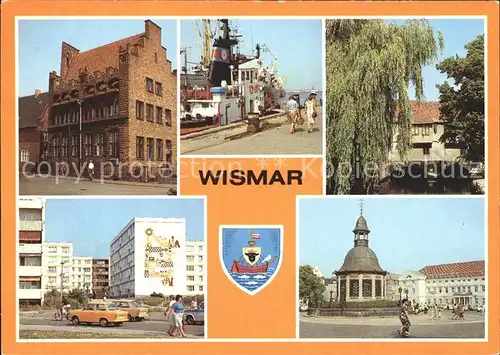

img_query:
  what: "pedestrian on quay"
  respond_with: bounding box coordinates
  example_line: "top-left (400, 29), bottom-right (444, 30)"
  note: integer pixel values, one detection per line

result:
top-left (170, 295), bottom-right (187, 338)
top-left (286, 95), bottom-right (300, 134)
top-left (304, 92), bottom-right (318, 133)
top-left (397, 298), bottom-right (411, 337)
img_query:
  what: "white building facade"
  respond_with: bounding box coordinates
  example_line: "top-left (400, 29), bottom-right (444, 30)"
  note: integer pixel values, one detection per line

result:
top-left (72, 257), bottom-right (93, 291)
top-left (420, 261), bottom-right (485, 307)
top-left (18, 198), bottom-right (46, 305)
top-left (397, 271), bottom-right (427, 305)
top-left (109, 218), bottom-right (191, 298)
top-left (186, 241), bottom-right (204, 295)
top-left (42, 242), bottom-right (74, 292)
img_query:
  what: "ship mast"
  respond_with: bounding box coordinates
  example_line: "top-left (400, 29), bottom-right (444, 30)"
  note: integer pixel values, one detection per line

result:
top-left (202, 19), bottom-right (212, 68)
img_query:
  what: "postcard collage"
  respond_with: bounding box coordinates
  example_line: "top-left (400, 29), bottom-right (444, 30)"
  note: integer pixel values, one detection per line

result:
top-left (1, 1), bottom-right (499, 354)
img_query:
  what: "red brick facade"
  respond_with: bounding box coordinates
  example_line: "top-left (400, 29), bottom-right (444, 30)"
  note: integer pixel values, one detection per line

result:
top-left (47, 20), bottom-right (177, 182)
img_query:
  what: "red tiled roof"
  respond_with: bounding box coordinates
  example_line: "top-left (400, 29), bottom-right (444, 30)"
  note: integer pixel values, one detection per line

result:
top-left (19, 92), bottom-right (51, 128)
top-left (395, 101), bottom-right (441, 125)
top-left (63, 34), bottom-right (143, 83)
top-left (410, 101), bottom-right (441, 124)
top-left (419, 260), bottom-right (485, 279)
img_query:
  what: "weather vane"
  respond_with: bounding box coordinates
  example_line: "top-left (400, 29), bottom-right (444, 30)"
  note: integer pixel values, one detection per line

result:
top-left (359, 199), bottom-right (364, 216)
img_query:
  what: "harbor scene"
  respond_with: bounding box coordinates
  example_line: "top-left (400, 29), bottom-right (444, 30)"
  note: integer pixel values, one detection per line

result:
top-left (179, 19), bottom-right (323, 155)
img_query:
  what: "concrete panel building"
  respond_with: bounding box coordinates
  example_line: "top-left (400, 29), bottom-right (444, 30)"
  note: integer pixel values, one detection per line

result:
top-left (18, 198), bottom-right (46, 306)
top-left (185, 241), bottom-right (204, 295)
top-left (92, 258), bottom-right (110, 298)
top-left (71, 256), bottom-right (93, 291)
top-left (42, 242), bottom-right (73, 292)
top-left (109, 218), bottom-right (188, 298)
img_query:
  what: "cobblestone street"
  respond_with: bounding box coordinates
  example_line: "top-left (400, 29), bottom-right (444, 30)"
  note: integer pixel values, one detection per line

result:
top-left (299, 311), bottom-right (485, 338)
top-left (181, 111), bottom-right (323, 155)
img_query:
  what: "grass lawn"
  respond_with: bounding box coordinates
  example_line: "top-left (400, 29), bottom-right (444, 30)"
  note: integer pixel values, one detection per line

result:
top-left (19, 330), bottom-right (167, 339)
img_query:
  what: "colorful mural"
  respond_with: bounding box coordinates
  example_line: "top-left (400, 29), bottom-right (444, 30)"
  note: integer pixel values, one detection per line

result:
top-left (143, 228), bottom-right (181, 287)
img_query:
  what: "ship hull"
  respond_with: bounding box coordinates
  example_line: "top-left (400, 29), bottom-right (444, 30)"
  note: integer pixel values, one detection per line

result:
top-left (231, 257), bottom-right (277, 274)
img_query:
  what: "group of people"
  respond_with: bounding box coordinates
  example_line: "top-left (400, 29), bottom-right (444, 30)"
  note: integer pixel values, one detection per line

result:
top-left (398, 299), bottom-right (474, 337)
top-left (286, 91), bottom-right (319, 134)
top-left (166, 295), bottom-right (187, 338)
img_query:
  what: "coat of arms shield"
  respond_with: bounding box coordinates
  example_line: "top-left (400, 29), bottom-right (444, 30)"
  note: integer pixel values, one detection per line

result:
top-left (220, 225), bottom-right (283, 296)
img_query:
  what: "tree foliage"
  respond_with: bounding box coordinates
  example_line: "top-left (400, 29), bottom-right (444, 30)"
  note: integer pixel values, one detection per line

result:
top-left (436, 35), bottom-right (484, 163)
top-left (325, 19), bottom-right (444, 194)
top-left (299, 265), bottom-right (326, 307)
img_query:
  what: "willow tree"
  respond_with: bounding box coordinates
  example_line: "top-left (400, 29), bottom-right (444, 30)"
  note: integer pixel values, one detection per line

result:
top-left (325, 19), bottom-right (444, 194)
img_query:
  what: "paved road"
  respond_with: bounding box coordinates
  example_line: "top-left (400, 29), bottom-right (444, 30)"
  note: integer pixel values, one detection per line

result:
top-left (299, 312), bottom-right (485, 338)
top-left (19, 312), bottom-right (203, 338)
top-left (19, 176), bottom-right (176, 195)
top-left (182, 111), bottom-right (323, 155)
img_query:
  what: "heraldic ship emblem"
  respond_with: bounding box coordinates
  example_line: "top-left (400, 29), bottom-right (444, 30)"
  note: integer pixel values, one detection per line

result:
top-left (220, 225), bottom-right (282, 295)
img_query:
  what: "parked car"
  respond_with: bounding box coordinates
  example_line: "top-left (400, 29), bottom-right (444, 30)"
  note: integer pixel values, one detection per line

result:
top-left (68, 300), bottom-right (129, 327)
top-left (184, 301), bottom-right (205, 325)
top-left (114, 299), bottom-right (149, 321)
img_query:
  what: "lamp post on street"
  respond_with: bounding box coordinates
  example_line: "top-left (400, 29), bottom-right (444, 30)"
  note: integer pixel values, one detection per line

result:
top-left (398, 287), bottom-right (402, 302)
top-left (60, 261), bottom-right (67, 302)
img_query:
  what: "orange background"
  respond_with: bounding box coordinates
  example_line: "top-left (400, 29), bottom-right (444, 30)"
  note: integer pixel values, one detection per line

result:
top-left (180, 157), bottom-right (323, 339)
top-left (2, 1), bottom-right (499, 355)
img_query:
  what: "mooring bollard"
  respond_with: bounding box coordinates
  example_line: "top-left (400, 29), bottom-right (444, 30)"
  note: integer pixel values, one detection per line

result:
top-left (247, 113), bottom-right (260, 133)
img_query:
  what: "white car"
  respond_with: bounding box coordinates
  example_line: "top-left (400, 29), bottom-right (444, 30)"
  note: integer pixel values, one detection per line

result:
top-left (184, 302), bottom-right (204, 325)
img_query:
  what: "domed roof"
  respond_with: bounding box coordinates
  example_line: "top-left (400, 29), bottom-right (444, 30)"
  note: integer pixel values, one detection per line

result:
top-left (338, 246), bottom-right (384, 273)
top-left (353, 215), bottom-right (369, 233)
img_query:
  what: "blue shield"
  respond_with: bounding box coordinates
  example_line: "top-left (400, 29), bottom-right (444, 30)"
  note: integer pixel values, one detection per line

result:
top-left (220, 225), bottom-right (283, 295)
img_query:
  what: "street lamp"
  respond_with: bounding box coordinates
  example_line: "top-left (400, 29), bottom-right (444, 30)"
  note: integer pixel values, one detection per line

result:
top-left (76, 99), bottom-right (83, 167)
top-left (398, 287), bottom-right (402, 301)
top-left (405, 288), bottom-right (409, 300)
top-left (60, 261), bottom-right (67, 301)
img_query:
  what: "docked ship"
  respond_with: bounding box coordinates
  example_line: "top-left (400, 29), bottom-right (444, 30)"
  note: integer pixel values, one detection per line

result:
top-left (230, 232), bottom-right (277, 274)
top-left (180, 19), bottom-right (287, 134)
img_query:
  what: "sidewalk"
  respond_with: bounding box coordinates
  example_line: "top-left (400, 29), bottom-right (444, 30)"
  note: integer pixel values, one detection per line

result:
top-left (20, 174), bottom-right (176, 189)
top-left (20, 324), bottom-right (166, 336)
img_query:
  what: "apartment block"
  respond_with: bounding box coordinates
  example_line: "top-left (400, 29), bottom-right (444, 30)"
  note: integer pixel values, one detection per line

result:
top-left (42, 242), bottom-right (73, 292)
top-left (18, 198), bottom-right (46, 306)
top-left (109, 217), bottom-right (190, 298)
top-left (185, 241), bottom-right (204, 295)
top-left (72, 256), bottom-right (93, 291)
top-left (92, 258), bottom-right (110, 298)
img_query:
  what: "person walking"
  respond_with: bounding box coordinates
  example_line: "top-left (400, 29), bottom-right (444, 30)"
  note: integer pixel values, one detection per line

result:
top-left (171, 295), bottom-right (187, 338)
top-left (286, 95), bottom-right (300, 134)
top-left (166, 295), bottom-right (177, 336)
top-left (398, 298), bottom-right (411, 337)
top-left (304, 92), bottom-right (318, 133)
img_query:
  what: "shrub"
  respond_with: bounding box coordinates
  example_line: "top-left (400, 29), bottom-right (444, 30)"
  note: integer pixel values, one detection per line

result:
top-left (143, 297), bottom-right (165, 307)
top-left (324, 300), bottom-right (399, 309)
top-left (43, 289), bottom-right (62, 308)
top-left (150, 292), bottom-right (164, 298)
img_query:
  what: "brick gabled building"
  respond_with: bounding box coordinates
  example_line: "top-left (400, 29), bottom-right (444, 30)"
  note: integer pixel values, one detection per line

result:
top-left (47, 20), bottom-right (177, 181)
top-left (18, 90), bottom-right (50, 171)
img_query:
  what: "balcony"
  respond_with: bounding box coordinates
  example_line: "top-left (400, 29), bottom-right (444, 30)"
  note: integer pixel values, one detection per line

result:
top-left (19, 244), bottom-right (42, 254)
top-left (18, 265), bottom-right (42, 276)
top-left (19, 220), bottom-right (43, 231)
top-left (18, 289), bottom-right (43, 299)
